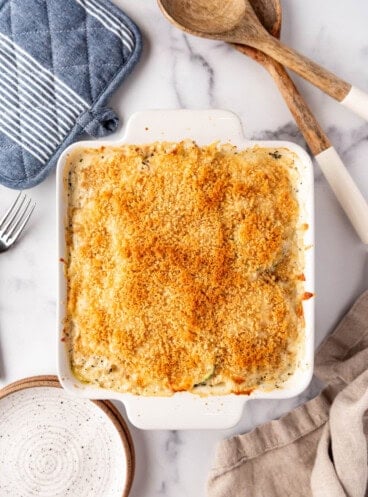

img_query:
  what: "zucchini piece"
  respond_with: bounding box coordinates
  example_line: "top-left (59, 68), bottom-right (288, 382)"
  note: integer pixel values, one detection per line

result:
top-left (194, 365), bottom-right (215, 387)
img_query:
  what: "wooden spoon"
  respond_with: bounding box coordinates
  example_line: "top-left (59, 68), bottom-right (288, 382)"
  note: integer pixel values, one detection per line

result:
top-left (238, 0), bottom-right (368, 243)
top-left (158, 0), bottom-right (368, 123)
top-left (158, 0), bottom-right (368, 242)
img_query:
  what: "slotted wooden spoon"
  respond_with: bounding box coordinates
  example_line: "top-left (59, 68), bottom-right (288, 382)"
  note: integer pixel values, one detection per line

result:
top-left (158, 0), bottom-right (368, 123)
top-left (158, 0), bottom-right (368, 242)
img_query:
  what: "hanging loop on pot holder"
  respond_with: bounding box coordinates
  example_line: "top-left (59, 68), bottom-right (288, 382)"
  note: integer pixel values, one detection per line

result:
top-left (76, 108), bottom-right (120, 138)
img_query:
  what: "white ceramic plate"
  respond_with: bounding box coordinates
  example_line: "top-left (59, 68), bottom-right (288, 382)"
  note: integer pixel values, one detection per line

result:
top-left (0, 383), bottom-right (131, 497)
top-left (57, 109), bottom-right (315, 430)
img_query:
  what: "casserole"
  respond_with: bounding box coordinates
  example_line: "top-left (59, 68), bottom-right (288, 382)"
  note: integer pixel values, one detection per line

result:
top-left (57, 109), bottom-right (314, 429)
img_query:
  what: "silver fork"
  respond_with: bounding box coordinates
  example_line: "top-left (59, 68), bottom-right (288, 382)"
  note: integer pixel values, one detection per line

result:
top-left (0, 193), bottom-right (35, 252)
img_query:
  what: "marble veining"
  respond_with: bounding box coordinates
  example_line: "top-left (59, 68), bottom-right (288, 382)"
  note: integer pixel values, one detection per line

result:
top-left (0, 1), bottom-right (367, 496)
top-left (171, 32), bottom-right (216, 108)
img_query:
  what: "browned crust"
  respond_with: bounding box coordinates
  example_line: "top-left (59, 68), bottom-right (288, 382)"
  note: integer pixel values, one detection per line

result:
top-left (65, 142), bottom-right (303, 396)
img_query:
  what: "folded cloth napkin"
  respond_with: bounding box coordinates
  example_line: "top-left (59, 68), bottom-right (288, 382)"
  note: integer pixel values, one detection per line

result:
top-left (208, 291), bottom-right (368, 497)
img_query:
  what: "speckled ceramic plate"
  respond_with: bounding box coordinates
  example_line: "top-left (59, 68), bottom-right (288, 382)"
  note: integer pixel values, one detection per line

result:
top-left (0, 376), bottom-right (134, 497)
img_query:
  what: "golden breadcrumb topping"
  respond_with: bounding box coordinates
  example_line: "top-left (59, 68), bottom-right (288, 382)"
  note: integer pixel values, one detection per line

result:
top-left (64, 142), bottom-right (304, 396)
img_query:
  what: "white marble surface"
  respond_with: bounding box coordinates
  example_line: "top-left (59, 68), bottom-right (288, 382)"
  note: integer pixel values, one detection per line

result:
top-left (0, 0), bottom-right (368, 495)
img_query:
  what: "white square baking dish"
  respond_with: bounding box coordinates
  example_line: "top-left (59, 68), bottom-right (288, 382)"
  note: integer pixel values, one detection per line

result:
top-left (57, 109), bottom-right (314, 429)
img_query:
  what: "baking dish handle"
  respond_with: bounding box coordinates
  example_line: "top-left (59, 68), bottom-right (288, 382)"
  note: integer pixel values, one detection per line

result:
top-left (121, 396), bottom-right (247, 430)
top-left (121, 109), bottom-right (246, 145)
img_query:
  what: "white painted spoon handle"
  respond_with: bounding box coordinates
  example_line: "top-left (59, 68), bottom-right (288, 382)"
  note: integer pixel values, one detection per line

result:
top-left (315, 146), bottom-right (368, 243)
top-left (341, 86), bottom-right (368, 122)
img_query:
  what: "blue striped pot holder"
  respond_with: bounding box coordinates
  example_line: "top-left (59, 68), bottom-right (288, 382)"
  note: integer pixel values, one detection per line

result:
top-left (0, 0), bottom-right (142, 189)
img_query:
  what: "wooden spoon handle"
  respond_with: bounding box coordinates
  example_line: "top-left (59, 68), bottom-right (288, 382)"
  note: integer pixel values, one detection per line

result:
top-left (236, 46), bottom-right (368, 242)
top-left (235, 43), bottom-right (330, 154)
top-left (264, 59), bottom-right (330, 155)
top-left (260, 37), bottom-right (350, 100)
top-left (259, 37), bottom-right (357, 101)
top-left (340, 86), bottom-right (368, 121)
top-left (266, 61), bottom-right (368, 243)
top-left (258, 38), bottom-right (368, 122)
top-left (266, 60), bottom-right (368, 242)
top-left (315, 147), bottom-right (368, 243)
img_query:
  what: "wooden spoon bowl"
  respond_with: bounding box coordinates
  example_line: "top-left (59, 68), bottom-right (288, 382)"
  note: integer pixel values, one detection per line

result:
top-left (158, 0), bottom-right (352, 102)
top-left (160, 0), bottom-right (247, 34)
top-left (239, 0), bottom-right (280, 63)
top-left (248, 0), bottom-right (280, 38)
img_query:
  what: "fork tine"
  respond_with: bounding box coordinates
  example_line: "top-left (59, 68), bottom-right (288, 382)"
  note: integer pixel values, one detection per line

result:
top-left (5, 197), bottom-right (31, 240)
top-left (6, 201), bottom-right (35, 243)
top-left (0, 192), bottom-right (22, 229)
top-left (3, 197), bottom-right (30, 241)
top-left (1, 194), bottom-right (27, 234)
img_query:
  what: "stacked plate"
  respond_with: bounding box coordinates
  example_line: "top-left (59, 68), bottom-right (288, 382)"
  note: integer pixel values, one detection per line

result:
top-left (0, 376), bottom-right (134, 497)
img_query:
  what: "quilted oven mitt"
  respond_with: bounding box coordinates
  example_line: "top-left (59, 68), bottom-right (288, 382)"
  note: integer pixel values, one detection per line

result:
top-left (0, 0), bottom-right (142, 189)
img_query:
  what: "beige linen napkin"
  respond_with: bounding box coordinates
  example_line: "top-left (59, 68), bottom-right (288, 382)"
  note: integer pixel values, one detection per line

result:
top-left (208, 291), bottom-right (368, 497)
